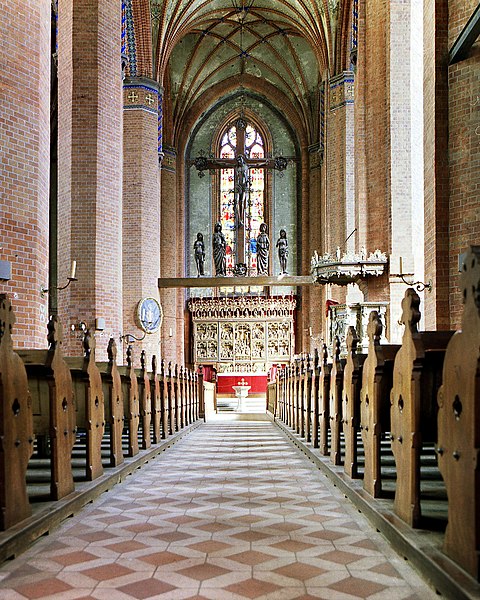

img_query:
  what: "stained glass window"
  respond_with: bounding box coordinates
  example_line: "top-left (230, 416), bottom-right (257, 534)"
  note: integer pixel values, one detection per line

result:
top-left (219, 122), bottom-right (265, 276)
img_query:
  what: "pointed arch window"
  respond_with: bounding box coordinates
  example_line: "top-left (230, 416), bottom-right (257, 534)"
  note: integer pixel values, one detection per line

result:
top-left (219, 121), bottom-right (266, 275)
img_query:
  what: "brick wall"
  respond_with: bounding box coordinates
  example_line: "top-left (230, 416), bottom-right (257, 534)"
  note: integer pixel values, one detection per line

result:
top-left (57, 0), bottom-right (123, 359)
top-left (0, 0), bottom-right (51, 348)
top-left (447, 0), bottom-right (480, 327)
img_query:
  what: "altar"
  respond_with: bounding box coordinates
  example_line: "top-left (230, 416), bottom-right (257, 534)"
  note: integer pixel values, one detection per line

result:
top-left (188, 295), bottom-right (295, 376)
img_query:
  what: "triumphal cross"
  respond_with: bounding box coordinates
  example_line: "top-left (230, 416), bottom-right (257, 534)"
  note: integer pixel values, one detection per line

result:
top-left (192, 117), bottom-right (288, 275)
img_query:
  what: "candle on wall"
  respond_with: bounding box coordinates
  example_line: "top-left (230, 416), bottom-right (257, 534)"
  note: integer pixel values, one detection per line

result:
top-left (70, 260), bottom-right (77, 279)
top-left (399, 256), bottom-right (403, 275)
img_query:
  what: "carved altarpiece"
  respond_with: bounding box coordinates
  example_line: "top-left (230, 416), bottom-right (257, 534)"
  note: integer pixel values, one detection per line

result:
top-left (188, 296), bottom-right (295, 373)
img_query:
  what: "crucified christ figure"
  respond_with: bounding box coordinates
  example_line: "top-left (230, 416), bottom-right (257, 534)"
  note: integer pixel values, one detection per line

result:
top-left (235, 154), bottom-right (249, 226)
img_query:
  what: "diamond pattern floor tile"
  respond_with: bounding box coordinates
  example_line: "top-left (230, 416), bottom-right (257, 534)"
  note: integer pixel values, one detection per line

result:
top-left (0, 421), bottom-right (438, 599)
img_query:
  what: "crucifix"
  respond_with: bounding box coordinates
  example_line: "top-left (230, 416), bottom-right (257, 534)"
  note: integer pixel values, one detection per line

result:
top-left (192, 117), bottom-right (289, 275)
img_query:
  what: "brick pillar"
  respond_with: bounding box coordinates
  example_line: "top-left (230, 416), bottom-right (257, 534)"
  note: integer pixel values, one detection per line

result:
top-left (57, 0), bottom-right (123, 359)
top-left (307, 143), bottom-right (324, 353)
top-left (122, 77), bottom-right (161, 364)
top-left (324, 71), bottom-right (355, 311)
top-left (423, 0), bottom-right (449, 330)
top-left (326, 73), bottom-right (355, 256)
top-left (387, 0), bottom-right (426, 342)
top-left (0, 0), bottom-right (50, 348)
top-left (160, 146), bottom-right (181, 364)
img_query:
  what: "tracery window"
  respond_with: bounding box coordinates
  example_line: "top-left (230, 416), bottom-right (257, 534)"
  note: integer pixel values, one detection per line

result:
top-left (219, 121), bottom-right (265, 275)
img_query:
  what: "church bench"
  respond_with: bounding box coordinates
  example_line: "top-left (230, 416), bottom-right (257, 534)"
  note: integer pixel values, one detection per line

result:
top-left (149, 356), bottom-right (162, 443)
top-left (329, 338), bottom-right (346, 465)
top-left (135, 350), bottom-right (152, 450)
top-left (318, 344), bottom-right (332, 455)
top-left (17, 316), bottom-right (76, 501)
top-left (117, 345), bottom-right (140, 457)
top-left (305, 355), bottom-right (313, 443)
top-left (311, 349), bottom-right (321, 449)
top-left (436, 246), bottom-right (480, 580)
top-left (64, 329), bottom-right (105, 481)
top-left (390, 288), bottom-right (454, 527)
top-left (342, 327), bottom-right (367, 478)
top-left (96, 338), bottom-right (124, 467)
top-left (0, 295), bottom-right (34, 529)
top-left (360, 311), bottom-right (400, 497)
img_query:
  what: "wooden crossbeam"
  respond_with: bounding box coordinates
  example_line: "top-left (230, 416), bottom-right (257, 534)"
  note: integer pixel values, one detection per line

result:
top-left (449, 2), bottom-right (480, 64)
top-left (158, 275), bottom-right (314, 288)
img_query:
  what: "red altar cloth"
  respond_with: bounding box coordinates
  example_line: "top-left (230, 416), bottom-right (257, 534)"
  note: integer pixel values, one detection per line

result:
top-left (217, 374), bottom-right (268, 395)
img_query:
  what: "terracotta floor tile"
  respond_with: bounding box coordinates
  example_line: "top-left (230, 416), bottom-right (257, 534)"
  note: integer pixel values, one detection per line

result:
top-left (15, 576), bottom-right (73, 599)
top-left (0, 421), bottom-right (438, 600)
top-left (81, 563), bottom-right (134, 581)
top-left (227, 550), bottom-right (275, 565)
top-left (178, 563), bottom-right (230, 581)
top-left (117, 577), bottom-right (176, 598)
top-left (224, 576), bottom-right (282, 598)
top-left (329, 574), bottom-right (387, 597)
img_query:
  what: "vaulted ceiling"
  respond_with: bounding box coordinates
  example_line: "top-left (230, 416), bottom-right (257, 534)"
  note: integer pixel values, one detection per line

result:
top-left (130, 1), bottom-right (352, 145)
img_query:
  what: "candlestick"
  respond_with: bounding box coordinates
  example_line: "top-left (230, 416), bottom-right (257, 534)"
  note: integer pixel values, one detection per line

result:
top-left (70, 260), bottom-right (77, 280)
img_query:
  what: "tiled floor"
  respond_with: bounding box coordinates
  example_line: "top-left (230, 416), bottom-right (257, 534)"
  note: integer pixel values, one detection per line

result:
top-left (0, 420), bottom-right (437, 599)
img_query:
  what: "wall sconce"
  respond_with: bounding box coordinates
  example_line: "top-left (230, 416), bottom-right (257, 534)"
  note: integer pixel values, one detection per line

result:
top-left (120, 331), bottom-right (146, 343)
top-left (398, 257), bottom-right (432, 293)
top-left (41, 261), bottom-right (78, 297)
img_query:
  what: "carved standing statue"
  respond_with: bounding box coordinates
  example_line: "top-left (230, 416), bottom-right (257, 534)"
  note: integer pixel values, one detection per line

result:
top-left (193, 232), bottom-right (205, 276)
top-left (276, 229), bottom-right (289, 274)
top-left (256, 223), bottom-right (270, 275)
top-left (212, 222), bottom-right (227, 276)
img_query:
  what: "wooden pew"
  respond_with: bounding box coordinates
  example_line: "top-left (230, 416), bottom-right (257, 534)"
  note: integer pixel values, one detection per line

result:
top-left (329, 338), bottom-right (345, 465)
top-left (150, 356), bottom-right (161, 444)
top-left (166, 362), bottom-right (174, 435)
top-left (342, 327), bottom-right (367, 478)
top-left (319, 344), bottom-right (331, 456)
top-left (160, 359), bottom-right (168, 439)
top-left (390, 288), bottom-right (454, 527)
top-left (118, 345), bottom-right (139, 457)
top-left (173, 364), bottom-right (180, 433)
top-left (360, 312), bottom-right (399, 497)
top-left (305, 355), bottom-right (313, 443)
top-left (312, 349), bottom-right (321, 449)
top-left (0, 295), bottom-right (34, 529)
top-left (437, 246), bottom-right (480, 579)
top-left (97, 338), bottom-right (124, 467)
top-left (137, 350), bottom-right (152, 450)
top-left (18, 315), bottom-right (77, 501)
top-left (65, 329), bottom-right (105, 481)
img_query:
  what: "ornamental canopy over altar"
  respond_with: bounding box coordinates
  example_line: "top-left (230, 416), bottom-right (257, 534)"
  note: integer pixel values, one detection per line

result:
top-left (188, 295), bottom-right (295, 374)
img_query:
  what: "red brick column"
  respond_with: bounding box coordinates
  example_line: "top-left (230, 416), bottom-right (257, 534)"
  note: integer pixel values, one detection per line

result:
top-left (446, 0), bottom-right (479, 327)
top-left (57, 0), bottom-right (123, 359)
top-left (0, 0), bottom-right (51, 348)
top-left (122, 77), bottom-right (161, 363)
top-left (160, 146), bottom-right (182, 364)
top-left (307, 143), bottom-right (324, 353)
top-left (423, 0), bottom-right (449, 329)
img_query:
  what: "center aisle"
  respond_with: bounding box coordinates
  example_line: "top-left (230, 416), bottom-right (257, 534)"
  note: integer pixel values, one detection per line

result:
top-left (0, 420), bottom-right (436, 599)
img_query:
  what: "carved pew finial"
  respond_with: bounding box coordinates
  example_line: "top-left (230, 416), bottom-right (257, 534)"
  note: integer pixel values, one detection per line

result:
top-left (107, 337), bottom-right (117, 364)
top-left (346, 326), bottom-right (358, 355)
top-left (400, 287), bottom-right (421, 333)
top-left (367, 311), bottom-right (383, 346)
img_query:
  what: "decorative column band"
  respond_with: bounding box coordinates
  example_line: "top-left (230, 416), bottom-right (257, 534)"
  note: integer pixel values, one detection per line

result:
top-left (123, 77), bottom-right (160, 114)
top-left (329, 71), bottom-right (354, 111)
top-left (158, 87), bottom-right (164, 159)
top-left (162, 145), bottom-right (177, 173)
top-left (124, 0), bottom-right (136, 76)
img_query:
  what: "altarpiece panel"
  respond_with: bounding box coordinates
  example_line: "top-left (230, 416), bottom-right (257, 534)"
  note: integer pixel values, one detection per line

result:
top-left (188, 296), bottom-right (295, 373)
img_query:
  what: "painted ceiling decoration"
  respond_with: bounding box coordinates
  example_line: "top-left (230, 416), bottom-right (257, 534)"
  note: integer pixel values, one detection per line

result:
top-left (138, 1), bottom-right (350, 145)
